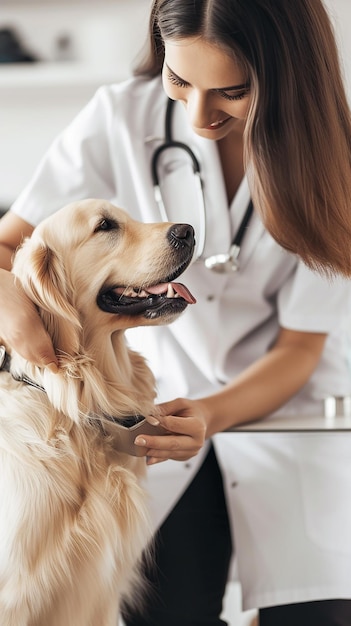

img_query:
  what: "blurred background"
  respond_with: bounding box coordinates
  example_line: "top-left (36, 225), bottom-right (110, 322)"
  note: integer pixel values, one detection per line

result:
top-left (0, 0), bottom-right (151, 213)
top-left (0, 0), bottom-right (350, 214)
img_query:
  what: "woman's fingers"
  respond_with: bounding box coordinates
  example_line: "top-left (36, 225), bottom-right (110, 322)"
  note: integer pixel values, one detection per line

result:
top-left (135, 434), bottom-right (201, 462)
top-left (135, 432), bottom-right (197, 454)
top-left (134, 401), bottom-right (208, 462)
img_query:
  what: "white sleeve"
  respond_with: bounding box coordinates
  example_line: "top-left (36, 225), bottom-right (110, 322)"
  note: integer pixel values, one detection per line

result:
top-left (10, 86), bottom-right (117, 226)
top-left (278, 261), bottom-right (351, 332)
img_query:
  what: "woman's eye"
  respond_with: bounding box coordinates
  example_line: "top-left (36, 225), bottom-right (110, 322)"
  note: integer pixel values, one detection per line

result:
top-left (94, 217), bottom-right (119, 233)
top-left (167, 71), bottom-right (188, 88)
top-left (219, 87), bottom-right (251, 101)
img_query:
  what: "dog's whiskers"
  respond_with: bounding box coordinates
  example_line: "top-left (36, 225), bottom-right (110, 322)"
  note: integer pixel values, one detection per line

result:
top-left (119, 285), bottom-right (135, 300)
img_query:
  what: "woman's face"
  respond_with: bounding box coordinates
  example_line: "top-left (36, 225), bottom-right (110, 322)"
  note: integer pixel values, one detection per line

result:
top-left (162, 37), bottom-right (251, 140)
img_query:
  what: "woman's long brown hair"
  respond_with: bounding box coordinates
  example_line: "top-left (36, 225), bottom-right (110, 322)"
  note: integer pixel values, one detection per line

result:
top-left (134, 0), bottom-right (351, 276)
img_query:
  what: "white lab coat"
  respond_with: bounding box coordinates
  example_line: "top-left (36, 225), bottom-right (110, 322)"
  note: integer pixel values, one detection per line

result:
top-left (11, 76), bottom-right (351, 610)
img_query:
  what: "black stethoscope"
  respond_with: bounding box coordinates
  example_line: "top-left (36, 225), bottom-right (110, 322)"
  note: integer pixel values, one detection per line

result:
top-left (151, 98), bottom-right (253, 273)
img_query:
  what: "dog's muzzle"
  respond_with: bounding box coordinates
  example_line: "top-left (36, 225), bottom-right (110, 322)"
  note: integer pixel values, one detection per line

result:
top-left (97, 223), bottom-right (196, 319)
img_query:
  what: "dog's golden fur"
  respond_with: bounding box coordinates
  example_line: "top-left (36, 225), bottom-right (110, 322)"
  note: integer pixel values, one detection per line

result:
top-left (0, 199), bottom-right (195, 626)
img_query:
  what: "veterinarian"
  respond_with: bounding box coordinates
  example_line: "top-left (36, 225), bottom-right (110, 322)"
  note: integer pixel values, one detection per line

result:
top-left (1, 1), bottom-right (351, 625)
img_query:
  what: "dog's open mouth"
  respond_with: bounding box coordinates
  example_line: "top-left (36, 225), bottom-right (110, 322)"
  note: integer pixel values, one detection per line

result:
top-left (97, 281), bottom-right (196, 319)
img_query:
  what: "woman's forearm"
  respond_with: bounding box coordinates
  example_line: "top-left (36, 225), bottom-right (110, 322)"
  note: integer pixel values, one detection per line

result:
top-left (203, 328), bottom-right (327, 436)
top-left (140, 329), bottom-right (328, 463)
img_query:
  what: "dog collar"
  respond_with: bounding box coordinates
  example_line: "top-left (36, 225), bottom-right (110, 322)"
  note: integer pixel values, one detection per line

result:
top-left (0, 346), bottom-right (45, 392)
top-left (0, 345), bottom-right (145, 424)
top-left (0, 345), bottom-right (11, 372)
top-left (0, 345), bottom-right (150, 458)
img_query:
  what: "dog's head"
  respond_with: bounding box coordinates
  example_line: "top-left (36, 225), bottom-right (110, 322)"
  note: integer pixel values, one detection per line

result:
top-left (10, 199), bottom-right (196, 421)
top-left (12, 198), bottom-right (196, 353)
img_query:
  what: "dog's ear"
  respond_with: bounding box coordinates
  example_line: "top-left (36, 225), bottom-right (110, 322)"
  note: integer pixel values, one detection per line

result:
top-left (12, 236), bottom-right (81, 355)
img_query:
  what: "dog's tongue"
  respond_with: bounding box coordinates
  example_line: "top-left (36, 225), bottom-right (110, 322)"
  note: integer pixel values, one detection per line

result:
top-left (148, 282), bottom-right (196, 304)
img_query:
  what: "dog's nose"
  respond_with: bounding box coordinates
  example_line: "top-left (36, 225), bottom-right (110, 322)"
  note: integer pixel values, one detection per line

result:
top-left (167, 224), bottom-right (195, 249)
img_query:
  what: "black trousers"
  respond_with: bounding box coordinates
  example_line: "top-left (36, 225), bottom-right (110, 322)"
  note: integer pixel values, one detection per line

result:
top-left (259, 600), bottom-right (351, 625)
top-left (122, 445), bottom-right (351, 626)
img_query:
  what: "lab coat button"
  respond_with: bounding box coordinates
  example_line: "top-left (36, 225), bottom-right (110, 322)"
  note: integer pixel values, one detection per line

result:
top-left (207, 295), bottom-right (215, 301)
top-left (231, 482), bottom-right (238, 488)
top-left (184, 463), bottom-right (192, 469)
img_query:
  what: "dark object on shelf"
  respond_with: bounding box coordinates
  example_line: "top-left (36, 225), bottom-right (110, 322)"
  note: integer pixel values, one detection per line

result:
top-left (54, 34), bottom-right (73, 61)
top-left (0, 28), bottom-right (38, 63)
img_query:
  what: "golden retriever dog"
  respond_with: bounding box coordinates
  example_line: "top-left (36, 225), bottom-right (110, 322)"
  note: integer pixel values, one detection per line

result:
top-left (0, 199), bottom-right (196, 626)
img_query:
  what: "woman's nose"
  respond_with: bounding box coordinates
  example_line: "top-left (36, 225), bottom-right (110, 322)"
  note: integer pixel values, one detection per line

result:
top-left (186, 91), bottom-right (210, 129)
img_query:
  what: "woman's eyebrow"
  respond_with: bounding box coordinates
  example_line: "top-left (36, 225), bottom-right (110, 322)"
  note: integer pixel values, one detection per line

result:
top-left (213, 82), bottom-right (250, 92)
top-left (166, 64), bottom-right (249, 91)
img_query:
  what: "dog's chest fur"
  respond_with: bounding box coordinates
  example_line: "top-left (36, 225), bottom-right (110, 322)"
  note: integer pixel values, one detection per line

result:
top-left (0, 365), bottom-right (152, 625)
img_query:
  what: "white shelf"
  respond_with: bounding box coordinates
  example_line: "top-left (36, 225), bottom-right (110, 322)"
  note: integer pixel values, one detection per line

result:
top-left (230, 413), bottom-right (351, 432)
top-left (0, 61), bottom-right (124, 89)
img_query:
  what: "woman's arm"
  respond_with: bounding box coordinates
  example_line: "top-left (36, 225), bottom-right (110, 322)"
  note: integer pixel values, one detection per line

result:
top-left (136, 327), bottom-right (327, 462)
top-left (202, 327), bottom-right (326, 436)
top-left (0, 211), bottom-right (58, 369)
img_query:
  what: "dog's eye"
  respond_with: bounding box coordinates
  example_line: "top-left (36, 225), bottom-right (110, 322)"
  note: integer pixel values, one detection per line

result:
top-left (94, 217), bottom-right (119, 233)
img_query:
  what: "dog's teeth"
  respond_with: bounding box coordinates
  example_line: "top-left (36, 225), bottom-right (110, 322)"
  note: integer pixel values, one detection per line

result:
top-left (125, 288), bottom-right (136, 297)
top-left (167, 284), bottom-right (175, 298)
top-left (122, 287), bottom-right (150, 298)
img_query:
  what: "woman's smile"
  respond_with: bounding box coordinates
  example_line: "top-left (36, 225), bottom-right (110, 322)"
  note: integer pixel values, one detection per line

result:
top-left (206, 116), bottom-right (232, 130)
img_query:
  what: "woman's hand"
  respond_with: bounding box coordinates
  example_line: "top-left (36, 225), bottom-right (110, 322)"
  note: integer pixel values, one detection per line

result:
top-left (0, 268), bottom-right (58, 371)
top-left (135, 397), bottom-right (209, 465)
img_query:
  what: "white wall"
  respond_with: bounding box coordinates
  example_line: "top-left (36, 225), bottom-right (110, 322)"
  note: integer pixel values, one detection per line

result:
top-left (0, 0), bottom-right (151, 208)
top-left (0, 0), bottom-right (151, 67)
top-left (0, 0), bottom-right (350, 209)
top-left (325, 0), bottom-right (351, 102)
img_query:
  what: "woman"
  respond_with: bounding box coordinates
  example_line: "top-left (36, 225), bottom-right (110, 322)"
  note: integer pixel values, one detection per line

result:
top-left (1, 1), bottom-right (351, 625)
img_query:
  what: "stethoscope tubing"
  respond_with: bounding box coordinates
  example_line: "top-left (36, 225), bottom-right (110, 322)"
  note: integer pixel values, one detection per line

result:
top-left (151, 99), bottom-right (206, 255)
top-left (151, 99), bottom-right (202, 184)
top-left (151, 98), bottom-right (253, 270)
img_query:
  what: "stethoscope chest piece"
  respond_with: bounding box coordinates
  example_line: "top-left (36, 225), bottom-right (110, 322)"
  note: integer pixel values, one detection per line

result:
top-left (204, 244), bottom-right (241, 273)
top-left (204, 199), bottom-right (254, 273)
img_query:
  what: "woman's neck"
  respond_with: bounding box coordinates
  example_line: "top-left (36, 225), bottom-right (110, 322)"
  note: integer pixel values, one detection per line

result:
top-left (217, 129), bottom-right (245, 205)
